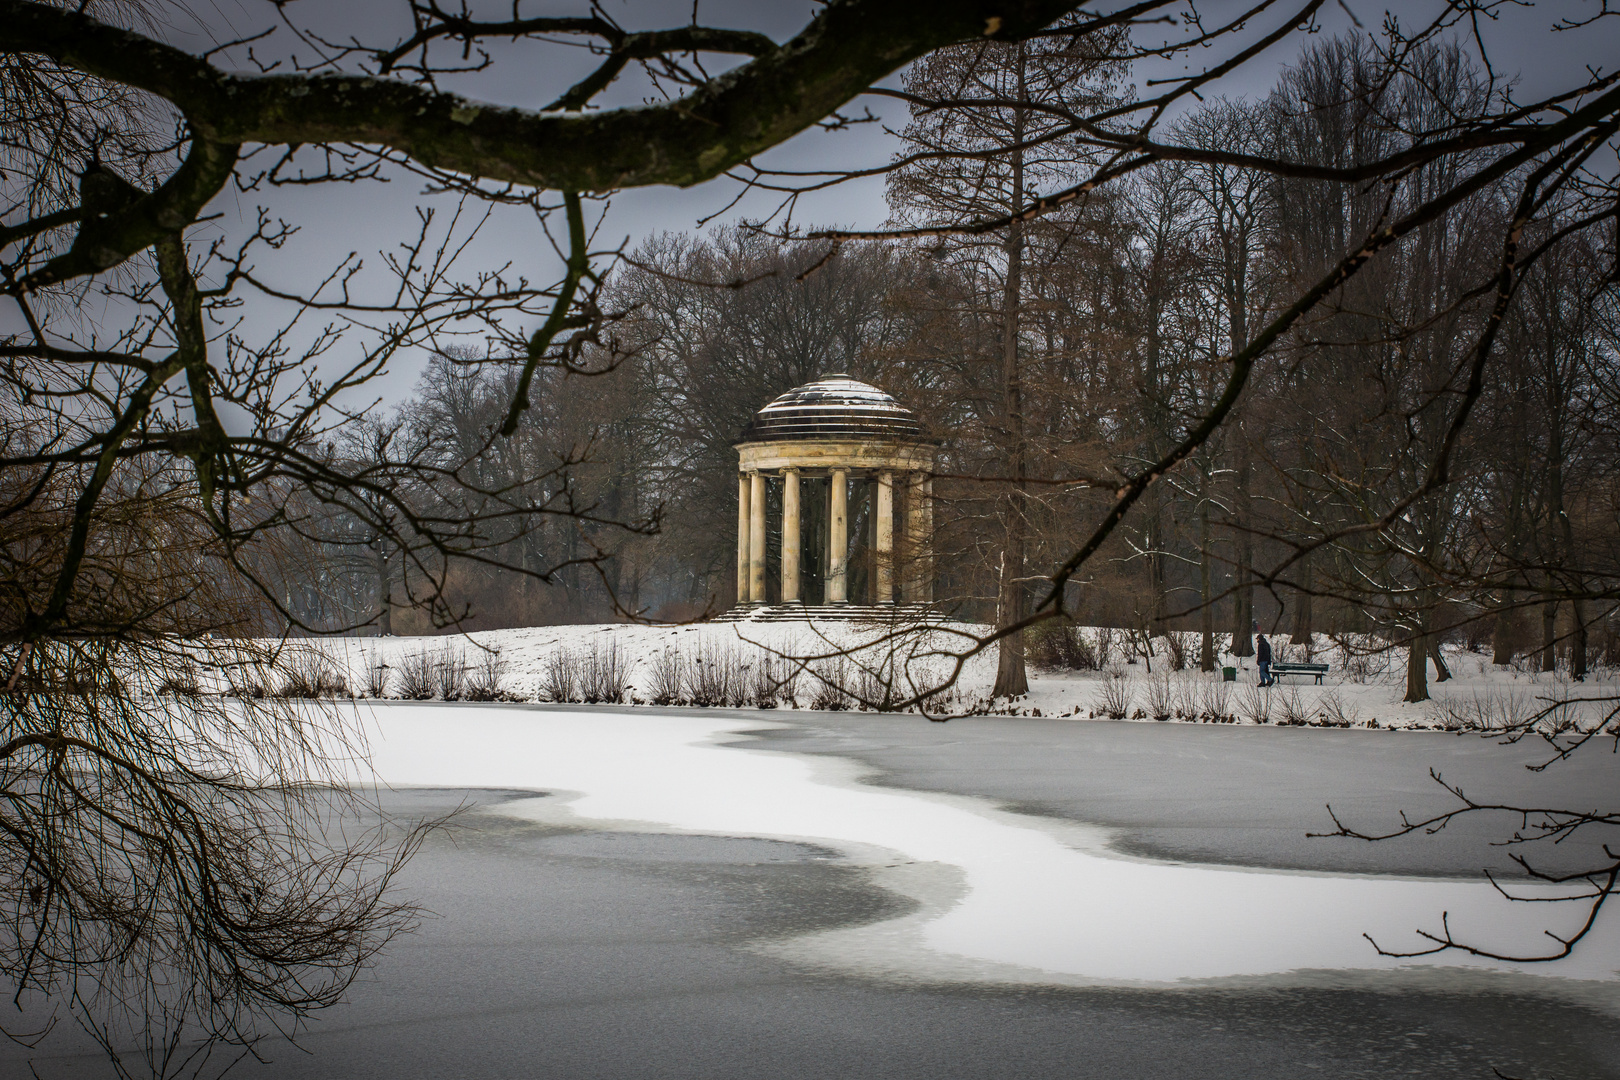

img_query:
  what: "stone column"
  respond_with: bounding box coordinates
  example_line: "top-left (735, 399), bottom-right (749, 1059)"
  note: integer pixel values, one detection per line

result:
top-left (920, 474), bottom-right (934, 602)
top-left (875, 470), bottom-right (895, 604)
top-left (781, 468), bottom-right (801, 603)
top-left (828, 468), bottom-right (848, 603)
top-left (904, 471), bottom-right (931, 603)
top-left (736, 473), bottom-right (750, 604)
top-left (749, 471), bottom-right (767, 603)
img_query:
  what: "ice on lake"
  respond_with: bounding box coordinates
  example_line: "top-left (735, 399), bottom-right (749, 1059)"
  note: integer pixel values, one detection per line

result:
top-left (336, 703), bottom-right (1619, 989)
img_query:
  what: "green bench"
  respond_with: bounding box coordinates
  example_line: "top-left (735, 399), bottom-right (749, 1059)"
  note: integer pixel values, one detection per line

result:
top-left (1268, 661), bottom-right (1329, 684)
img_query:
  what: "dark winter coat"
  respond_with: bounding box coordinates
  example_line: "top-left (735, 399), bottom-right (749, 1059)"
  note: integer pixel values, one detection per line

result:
top-left (1256, 635), bottom-right (1272, 663)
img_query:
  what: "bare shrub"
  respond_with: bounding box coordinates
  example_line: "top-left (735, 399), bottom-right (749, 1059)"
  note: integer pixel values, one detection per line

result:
top-left (1435, 685), bottom-right (1534, 732)
top-left (155, 661), bottom-right (201, 697)
top-left (1095, 627), bottom-right (1116, 668)
top-left (810, 657), bottom-right (852, 711)
top-left (686, 644), bottom-right (736, 708)
top-left (539, 649), bottom-right (581, 703)
top-left (1200, 677), bottom-right (1232, 722)
top-left (723, 650), bottom-right (750, 708)
top-left (1236, 682), bottom-right (1271, 724)
top-left (224, 663), bottom-right (270, 699)
top-left (749, 652), bottom-right (782, 709)
top-left (277, 648), bottom-right (349, 699)
top-left (750, 652), bottom-right (805, 708)
top-left (577, 639), bottom-right (632, 704)
top-left (433, 647), bottom-right (469, 701)
top-left (1318, 687), bottom-right (1360, 727)
top-left (1143, 671), bottom-right (1174, 721)
top-left (1173, 674), bottom-right (1200, 720)
top-left (393, 650), bottom-right (434, 700)
top-left (852, 657), bottom-right (903, 711)
top-left (1094, 666), bottom-right (1131, 719)
top-left (1029, 622), bottom-right (1099, 671)
top-left (776, 659), bottom-right (803, 707)
top-left (364, 655), bottom-right (391, 699)
top-left (1124, 628), bottom-right (1153, 668)
top-left (1165, 633), bottom-right (1190, 672)
top-left (853, 664), bottom-right (880, 710)
top-left (1330, 636), bottom-right (1389, 684)
top-left (1278, 685), bottom-right (1313, 726)
top-left (909, 667), bottom-right (958, 713)
top-left (464, 649), bottom-right (510, 701)
top-left (647, 647), bottom-right (686, 706)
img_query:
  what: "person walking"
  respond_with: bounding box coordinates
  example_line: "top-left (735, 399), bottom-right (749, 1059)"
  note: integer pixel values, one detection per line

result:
top-left (1255, 623), bottom-right (1273, 687)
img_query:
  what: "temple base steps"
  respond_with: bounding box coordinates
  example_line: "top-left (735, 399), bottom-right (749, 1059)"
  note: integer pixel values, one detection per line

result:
top-left (713, 602), bottom-right (954, 625)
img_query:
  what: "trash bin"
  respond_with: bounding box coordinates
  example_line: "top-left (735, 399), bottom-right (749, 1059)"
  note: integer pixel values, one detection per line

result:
top-left (1222, 666), bottom-right (1236, 682)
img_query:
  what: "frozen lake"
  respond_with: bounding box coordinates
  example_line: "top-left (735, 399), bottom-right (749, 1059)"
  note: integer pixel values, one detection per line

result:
top-left (355, 704), bottom-right (1620, 988)
top-left (11, 703), bottom-right (1618, 1078)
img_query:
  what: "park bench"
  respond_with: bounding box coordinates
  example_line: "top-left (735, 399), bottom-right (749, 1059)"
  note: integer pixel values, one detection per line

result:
top-left (1268, 661), bottom-right (1329, 684)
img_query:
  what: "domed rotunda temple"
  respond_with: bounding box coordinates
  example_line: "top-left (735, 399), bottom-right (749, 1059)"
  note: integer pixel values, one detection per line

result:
top-left (733, 375), bottom-right (938, 614)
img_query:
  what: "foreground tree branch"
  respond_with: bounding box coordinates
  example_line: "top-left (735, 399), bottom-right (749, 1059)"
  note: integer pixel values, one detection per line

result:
top-left (0, 0), bottom-right (1085, 198)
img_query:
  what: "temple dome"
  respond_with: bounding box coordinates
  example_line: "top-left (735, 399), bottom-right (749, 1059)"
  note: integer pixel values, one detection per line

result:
top-left (736, 375), bottom-right (925, 443)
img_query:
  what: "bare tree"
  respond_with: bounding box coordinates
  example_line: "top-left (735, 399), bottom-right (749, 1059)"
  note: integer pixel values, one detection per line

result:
top-left (0, 0), bottom-right (1106, 1070)
top-left (885, 23), bottom-right (1129, 696)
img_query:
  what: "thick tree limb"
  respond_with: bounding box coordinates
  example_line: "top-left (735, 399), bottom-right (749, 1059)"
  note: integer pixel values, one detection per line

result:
top-left (0, 0), bottom-right (1089, 194)
top-left (14, 138), bottom-right (240, 293)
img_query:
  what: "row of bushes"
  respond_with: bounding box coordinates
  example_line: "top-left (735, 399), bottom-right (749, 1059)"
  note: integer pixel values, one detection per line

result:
top-left (1030, 626), bottom-right (1245, 673)
top-left (1091, 666), bottom-right (1610, 731)
top-left (1090, 670), bottom-right (1367, 726)
top-left (156, 645), bottom-right (520, 702)
top-left (159, 639), bottom-right (966, 714)
top-left (536, 641), bottom-right (958, 712)
top-left (384, 647), bottom-right (516, 701)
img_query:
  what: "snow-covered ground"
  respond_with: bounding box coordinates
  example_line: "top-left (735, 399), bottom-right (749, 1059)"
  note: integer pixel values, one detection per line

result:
top-left (275, 620), bottom-right (1620, 732)
top-left (333, 702), bottom-right (1619, 994)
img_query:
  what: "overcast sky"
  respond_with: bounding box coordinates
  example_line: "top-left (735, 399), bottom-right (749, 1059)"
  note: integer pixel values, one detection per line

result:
top-left (49, 1), bottom-right (1620, 407)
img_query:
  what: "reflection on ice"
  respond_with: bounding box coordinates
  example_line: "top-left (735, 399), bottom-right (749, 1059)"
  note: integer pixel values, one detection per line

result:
top-left (347, 704), bottom-right (1618, 987)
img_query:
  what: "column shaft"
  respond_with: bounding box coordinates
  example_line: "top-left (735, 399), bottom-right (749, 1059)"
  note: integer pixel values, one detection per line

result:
top-left (921, 475), bottom-right (934, 602)
top-left (828, 469), bottom-right (848, 603)
top-left (736, 473), bottom-right (750, 604)
top-left (875, 470), bottom-right (895, 604)
top-left (749, 471), bottom-right (767, 603)
top-left (781, 469), bottom-right (801, 602)
top-left (904, 471), bottom-right (928, 603)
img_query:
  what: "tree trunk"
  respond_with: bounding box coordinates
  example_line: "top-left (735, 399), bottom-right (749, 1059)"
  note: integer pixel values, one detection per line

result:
top-left (1492, 591), bottom-right (1516, 665)
top-left (1555, 488), bottom-right (1588, 679)
top-left (1541, 595), bottom-right (1557, 672)
top-left (1429, 638), bottom-right (1452, 682)
top-left (1570, 597), bottom-right (1588, 679)
top-left (1289, 554), bottom-right (1314, 646)
top-left (1404, 616), bottom-right (1429, 703)
top-left (993, 48), bottom-right (1029, 699)
top-left (374, 538), bottom-right (393, 636)
top-left (1146, 490), bottom-right (1167, 637)
top-left (1230, 435), bottom-right (1254, 657)
top-left (1199, 494), bottom-right (1215, 671)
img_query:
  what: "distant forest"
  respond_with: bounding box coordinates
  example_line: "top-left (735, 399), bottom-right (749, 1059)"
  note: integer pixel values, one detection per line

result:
top-left (278, 35), bottom-right (1618, 695)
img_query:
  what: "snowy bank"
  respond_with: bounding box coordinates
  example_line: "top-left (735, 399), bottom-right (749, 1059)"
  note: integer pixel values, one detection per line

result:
top-left (222, 622), bottom-right (1620, 733)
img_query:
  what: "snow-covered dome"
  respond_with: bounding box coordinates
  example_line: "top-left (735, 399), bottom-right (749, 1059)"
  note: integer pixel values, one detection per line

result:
top-left (736, 375), bottom-right (924, 443)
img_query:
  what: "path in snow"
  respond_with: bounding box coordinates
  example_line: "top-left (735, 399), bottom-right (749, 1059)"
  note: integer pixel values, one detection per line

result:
top-left (342, 702), bottom-right (1619, 992)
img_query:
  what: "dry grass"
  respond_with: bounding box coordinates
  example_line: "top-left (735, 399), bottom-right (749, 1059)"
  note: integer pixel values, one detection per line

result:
top-left (1094, 666), bottom-right (1131, 719)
